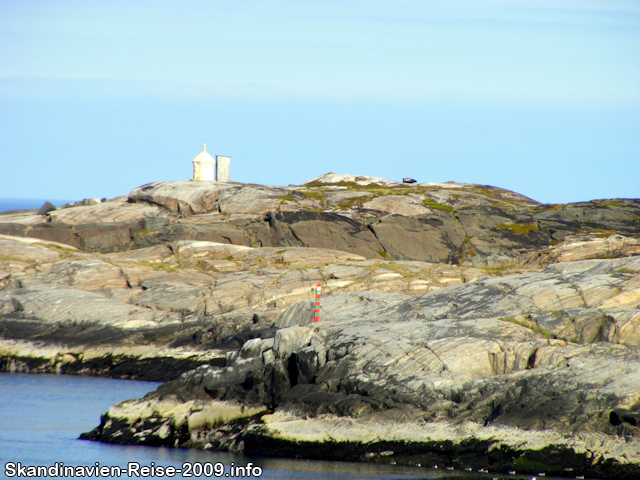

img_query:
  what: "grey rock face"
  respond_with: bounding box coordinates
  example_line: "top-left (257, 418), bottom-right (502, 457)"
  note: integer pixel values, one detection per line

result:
top-left (129, 181), bottom-right (233, 216)
top-left (362, 194), bottom-right (430, 216)
top-left (2, 175), bottom-right (640, 477)
top-left (2, 178), bottom-right (639, 266)
top-left (218, 186), bottom-right (292, 214)
top-left (0, 234), bottom-right (500, 379)
top-left (82, 256), bottom-right (640, 478)
top-left (37, 201), bottom-right (56, 215)
top-left (273, 326), bottom-right (318, 359)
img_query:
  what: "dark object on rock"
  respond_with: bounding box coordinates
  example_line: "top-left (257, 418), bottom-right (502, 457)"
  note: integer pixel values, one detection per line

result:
top-left (402, 178), bottom-right (417, 184)
top-left (37, 201), bottom-right (57, 215)
top-left (610, 409), bottom-right (640, 427)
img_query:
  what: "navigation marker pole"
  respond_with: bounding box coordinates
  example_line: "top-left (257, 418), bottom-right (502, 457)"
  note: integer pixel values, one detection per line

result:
top-left (314, 283), bottom-right (322, 322)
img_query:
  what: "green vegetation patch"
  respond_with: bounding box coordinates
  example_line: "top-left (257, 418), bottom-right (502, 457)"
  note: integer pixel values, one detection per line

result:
top-left (513, 456), bottom-right (561, 474)
top-left (335, 195), bottom-right (370, 211)
top-left (499, 317), bottom-right (554, 339)
top-left (300, 183), bottom-right (422, 212)
top-left (383, 261), bottom-right (416, 278)
top-left (466, 185), bottom-right (534, 209)
top-left (0, 255), bottom-right (26, 263)
top-left (531, 203), bottom-right (569, 213)
top-left (460, 236), bottom-right (477, 261)
top-left (495, 223), bottom-right (538, 235)
top-left (578, 228), bottom-right (617, 238)
top-left (304, 182), bottom-right (412, 197)
top-left (422, 198), bottom-right (454, 211)
top-left (301, 190), bottom-right (326, 200)
top-left (304, 180), bottom-right (382, 189)
top-left (138, 260), bottom-right (178, 272)
top-left (478, 262), bottom-right (520, 276)
top-left (594, 199), bottom-right (626, 207)
top-left (44, 244), bottom-right (78, 259)
top-left (615, 268), bottom-right (637, 275)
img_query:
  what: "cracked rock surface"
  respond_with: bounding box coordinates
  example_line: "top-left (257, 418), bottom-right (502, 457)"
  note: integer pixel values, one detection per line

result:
top-left (0, 233), bottom-right (509, 380)
top-left (83, 256), bottom-right (640, 478)
top-left (1, 173), bottom-right (639, 477)
top-left (1, 173), bottom-right (638, 266)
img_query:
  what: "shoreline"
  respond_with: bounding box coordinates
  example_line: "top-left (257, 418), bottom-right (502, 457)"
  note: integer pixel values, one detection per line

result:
top-left (2, 176), bottom-right (639, 479)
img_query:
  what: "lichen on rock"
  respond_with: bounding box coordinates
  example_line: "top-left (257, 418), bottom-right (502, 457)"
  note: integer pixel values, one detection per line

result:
top-left (1, 174), bottom-right (640, 478)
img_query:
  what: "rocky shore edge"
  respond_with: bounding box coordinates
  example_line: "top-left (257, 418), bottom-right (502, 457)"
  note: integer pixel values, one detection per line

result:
top-left (82, 256), bottom-right (640, 479)
top-left (1, 174), bottom-right (639, 479)
top-left (83, 415), bottom-right (639, 479)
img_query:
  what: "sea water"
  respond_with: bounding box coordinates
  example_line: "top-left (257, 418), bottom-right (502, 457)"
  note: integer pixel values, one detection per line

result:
top-left (0, 373), bottom-right (463, 480)
top-left (0, 199), bottom-right (70, 212)
top-left (0, 200), bottom-right (578, 480)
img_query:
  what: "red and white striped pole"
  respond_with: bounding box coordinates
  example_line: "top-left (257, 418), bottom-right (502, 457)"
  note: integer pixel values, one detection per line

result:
top-left (313, 282), bottom-right (322, 322)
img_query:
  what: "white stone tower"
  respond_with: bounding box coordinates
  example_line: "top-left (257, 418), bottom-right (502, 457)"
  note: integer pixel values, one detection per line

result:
top-left (192, 144), bottom-right (216, 181)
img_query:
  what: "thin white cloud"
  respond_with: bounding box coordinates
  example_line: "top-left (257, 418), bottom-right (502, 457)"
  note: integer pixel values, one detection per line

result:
top-left (0, 1), bottom-right (637, 106)
top-left (1, 76), bottom-right (637, 109)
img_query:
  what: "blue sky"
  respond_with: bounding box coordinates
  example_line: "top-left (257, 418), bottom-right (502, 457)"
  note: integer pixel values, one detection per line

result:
top-left (0, 0), bottom-right (638, 204)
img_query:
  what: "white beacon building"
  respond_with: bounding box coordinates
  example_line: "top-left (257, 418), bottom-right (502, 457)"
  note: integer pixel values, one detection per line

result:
top-left (192, 144), bottom-right (230, 183)
top-left (192, 144), bottom-right (216, 181)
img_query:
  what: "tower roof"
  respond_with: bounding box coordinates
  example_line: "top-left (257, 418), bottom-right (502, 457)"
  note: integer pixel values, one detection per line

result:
top-left (192, 143), bottom-right (215, 164)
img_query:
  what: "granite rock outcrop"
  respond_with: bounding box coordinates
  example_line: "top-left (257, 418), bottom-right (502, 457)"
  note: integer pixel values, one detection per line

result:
top-left (0, 233), bottom-right (511, 380)
top-left (83, 256), bottom-right (640, 478)
top-left (1, 173), bottom-right (639, 478)
top-left (1, 174), bottom-right (638, 266)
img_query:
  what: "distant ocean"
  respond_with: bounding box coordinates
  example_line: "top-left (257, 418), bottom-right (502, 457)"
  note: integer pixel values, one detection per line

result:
top-left (0, 198), bottom-right (72, 213)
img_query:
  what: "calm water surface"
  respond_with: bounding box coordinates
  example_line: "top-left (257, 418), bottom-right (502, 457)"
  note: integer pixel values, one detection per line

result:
top-left (0, 201), bottom-right (581, 480)
top-left (0, 199), bottom-right (71, 212)
top-left (0, 373), bottom-right (479, 480)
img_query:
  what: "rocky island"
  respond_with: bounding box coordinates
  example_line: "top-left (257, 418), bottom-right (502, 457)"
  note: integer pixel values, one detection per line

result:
top-left (1, 173), bottom-right (639, 478)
